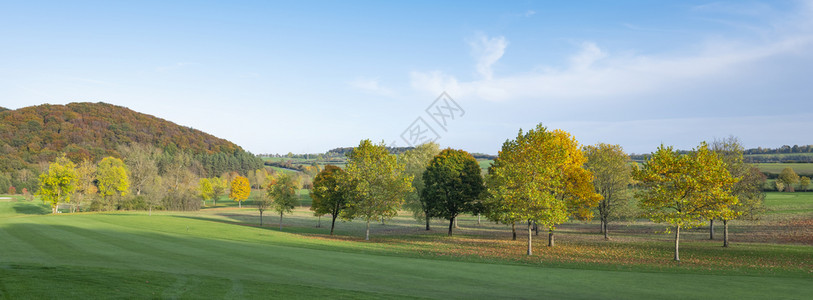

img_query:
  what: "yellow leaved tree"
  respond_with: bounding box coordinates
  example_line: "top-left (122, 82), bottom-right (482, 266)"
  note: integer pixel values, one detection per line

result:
top-left (485, 125), bottom-right (601, 255)
top-left (633, 142), bottom-right (738, 261)
top-left (230, 176), bottom-right (250, 208)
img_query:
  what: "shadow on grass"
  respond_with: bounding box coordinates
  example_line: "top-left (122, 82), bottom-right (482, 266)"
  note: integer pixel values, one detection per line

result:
top-left (13, 202), bottom-right (50, 215)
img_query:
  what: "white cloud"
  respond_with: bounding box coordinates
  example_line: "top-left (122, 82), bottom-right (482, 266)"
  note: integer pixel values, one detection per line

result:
top-left (468, 34), bottom-right (508, 80)
top-left (411, 21), bottom-right (813, 103)
top-left (525, 10), bottom-right (536, 17)
top-left (569, 42), bottom-right (606, 70)
top-left (348, 77), bottom-right (394, 96)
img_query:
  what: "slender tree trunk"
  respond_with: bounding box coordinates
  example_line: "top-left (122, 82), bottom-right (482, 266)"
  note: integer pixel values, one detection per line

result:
top-left (527, 222), bottom-right (533, 256)
top-left (425, 214), bottom-right (431, 231)
top-left (511, 222), bottom-right (517, 240)
top-left (317, 215), bottom-right (321, 228)
top-left (548, 229), bottom-right (555, 247)
top-left (54, 191), bottom-right (60, 214)
top-left (477, 214), bottom-right (481, 225)
top-left (453, 217), bottom-right (458, 229)
top-left (600, 219), bottom-right (604, 234)
top-left (259, 211), bottom-right (263, 226)
top-left (330, 213), bottom-right (338, 235)
top-left (674, 225), bottom-right (681, 261)
top-left (279, 212), bottom-right (283, 230)
top-left (213, 198), bottom-right (216, 206)
top-left (365, 220), bottom-right (370, 241)
top-left (723, 219), bottom-right (729, 248)
top-left (534, 221), bottom-right (539, 236)
top-left (239, 200), bottom-right (242, 208)
top-left (149, 206), bottom-right (152, 216)
top-left (603, 218), bottom-right (609, 240)
top-left (448, 217), bottom-right (455, 236)
top-left (709, 219), bottom-right (715, 240)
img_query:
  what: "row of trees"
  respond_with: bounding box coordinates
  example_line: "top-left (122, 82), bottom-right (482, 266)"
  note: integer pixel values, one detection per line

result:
top-left (306, 127), bottom-right (764, 261)
top-left (34, 143), bottom-right (269, 214)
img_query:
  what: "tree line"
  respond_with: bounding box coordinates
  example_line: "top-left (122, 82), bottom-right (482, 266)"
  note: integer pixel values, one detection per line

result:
top-left (24, 124), bottom-right (770, 262)
top-left (303, 126), bottom-right (765, 261)
top-left (26, 143), bottom-right (277, 214)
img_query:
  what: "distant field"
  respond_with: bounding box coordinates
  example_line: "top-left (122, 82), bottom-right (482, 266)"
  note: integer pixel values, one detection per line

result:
top-left (478, 159), bottom-right (493, 170)
top-left (745, 152), bottom-right (813, 162)
top-left (756, 163), bottom-right (813, 175)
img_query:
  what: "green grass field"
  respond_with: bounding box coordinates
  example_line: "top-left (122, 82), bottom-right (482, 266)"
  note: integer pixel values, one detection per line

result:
top-left (1, 194), bottom-right (811, 299)
top-left (765, 192), bottom-right (813, 214)
top-left (757, 163), bottom-right (813, 176)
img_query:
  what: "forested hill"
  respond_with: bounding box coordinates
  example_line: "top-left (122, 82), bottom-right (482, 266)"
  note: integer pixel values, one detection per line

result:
top-left (0, 102), bottom-right (261, 174)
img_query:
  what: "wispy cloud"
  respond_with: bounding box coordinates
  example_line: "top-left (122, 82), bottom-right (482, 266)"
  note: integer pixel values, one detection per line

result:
top-left (411, 4), bottom-right (813, 103)
top-left (468, 34), bottom-right (508, 80)
top-left (349, 77), bottom-right (394, 96)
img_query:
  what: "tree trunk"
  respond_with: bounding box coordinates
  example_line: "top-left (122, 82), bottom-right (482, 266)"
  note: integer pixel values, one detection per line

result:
top-left (533, 221), bottom-right (539, 236)
top-left (448, 217), bottom-right (455, 236)
top-left (279, 212), bottom-right (283, 230)
top-left (548, 229), bottom-right (554, 247)
top-left (600, 219), bottom-right (604, 234)
top-left (527, 222), bottom-right (533, 255)
top-left (425, 214), bottom-right (431, 231)
top-left (149, 206), bottom-right (152, 216)
top-left (330, 213), bottom-right (338, 235)
top-left (259, 211), bottom-right (263, 226)
top-left (674, 225), bottom-right (681, 261)
top-left (723, 219), bottom-right (729, 248)
top-left (453, 217), bottom-right (458, 229)
top-left (239, 200), bottom-right (242, 208)
top-left (511, 222), bottom-right (517, 240)
top-left (317, 215), bottom-right (321, 228)
top-left (477, 214), bottom-right (481, 225)
top-left (213, 198), bottom-right (216, 206)
top-left (709, 219), bottom-right (715, 240)
top-left (365, 220), bottom-right (370, 241)
top-left (603, 218), bottom-right (609, 240)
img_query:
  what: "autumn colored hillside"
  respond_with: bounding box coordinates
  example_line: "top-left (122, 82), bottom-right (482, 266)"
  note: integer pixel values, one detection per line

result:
top-left (0, 102), bottom-right (254, 172)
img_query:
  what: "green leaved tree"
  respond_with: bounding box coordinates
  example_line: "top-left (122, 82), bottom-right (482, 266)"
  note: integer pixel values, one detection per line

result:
top-left (422, 148), bottom-right (484, 236)
top-left (400, 142), bottom-right (441, 230)
top-left (38, 155), bottom-right (77, 214)
top-left (584, 143), bottom-right (631, 240)
top-left (712, 137), bottom-right (766, 247)
top-left (266, 172), bottom-right (299, 230)
top-left (211, 177), bottom-right (227, 206)
top-left (311, 165), bottom-right (350, 235)
top-left (344, 140), bottom-right (413, 240)
top-left (96, 157), bottom-right (130, 210)
top-left (778, 167), bottom-right (800, 192)
top-left (198, 178), bottom-right (213, 207)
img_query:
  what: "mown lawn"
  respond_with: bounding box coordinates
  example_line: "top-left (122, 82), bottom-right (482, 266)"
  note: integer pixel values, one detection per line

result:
top-left (0, 196), bottom-right (811, 299)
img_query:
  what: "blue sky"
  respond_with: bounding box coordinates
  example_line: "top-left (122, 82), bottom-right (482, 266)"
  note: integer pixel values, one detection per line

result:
top-left (2, 1), bottom-right (812, 155)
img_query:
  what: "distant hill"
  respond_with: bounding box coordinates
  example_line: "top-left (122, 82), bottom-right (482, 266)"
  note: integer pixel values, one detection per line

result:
top-left (0, 102), bottom-right (260, 174)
